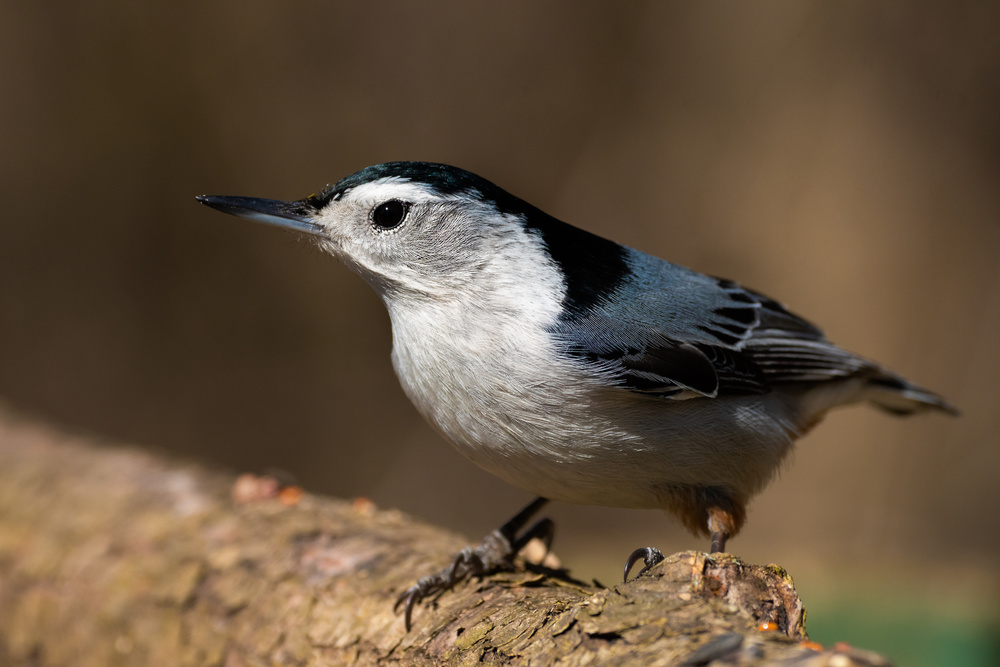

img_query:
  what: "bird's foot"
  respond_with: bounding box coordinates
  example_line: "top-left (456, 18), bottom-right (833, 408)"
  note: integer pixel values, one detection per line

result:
top-left (623, 546), bottom-right (665, 582)
top-left (395, 497), bottom-right (552, 630)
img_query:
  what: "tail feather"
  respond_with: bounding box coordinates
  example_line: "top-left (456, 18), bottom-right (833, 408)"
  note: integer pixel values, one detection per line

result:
top-left (864, 373), bottom-right (959, 416)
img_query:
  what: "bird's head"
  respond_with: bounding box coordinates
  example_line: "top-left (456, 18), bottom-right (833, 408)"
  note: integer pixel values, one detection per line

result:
top-left (198, 162), bottom-right (555, 302)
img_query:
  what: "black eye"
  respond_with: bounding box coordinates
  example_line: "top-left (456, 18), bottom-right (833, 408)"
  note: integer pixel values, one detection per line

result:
top-left (371, 200), bottom-right (409, 230)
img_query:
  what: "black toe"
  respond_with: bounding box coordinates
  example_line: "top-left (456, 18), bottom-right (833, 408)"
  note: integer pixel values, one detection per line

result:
top-left (623, 546), bottom-right (665, 582)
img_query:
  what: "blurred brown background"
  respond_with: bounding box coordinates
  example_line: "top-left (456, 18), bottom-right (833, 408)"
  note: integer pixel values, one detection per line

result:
top-left (1, 2), bottom-right (998, 662)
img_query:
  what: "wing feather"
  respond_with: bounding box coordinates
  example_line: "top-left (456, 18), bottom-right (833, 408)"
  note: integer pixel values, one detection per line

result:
top-left (550, 247), bottom-right (876, 398)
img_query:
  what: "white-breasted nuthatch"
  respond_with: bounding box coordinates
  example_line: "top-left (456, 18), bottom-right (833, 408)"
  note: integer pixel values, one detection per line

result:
top-left (198, 162), bottom-right (956, 627)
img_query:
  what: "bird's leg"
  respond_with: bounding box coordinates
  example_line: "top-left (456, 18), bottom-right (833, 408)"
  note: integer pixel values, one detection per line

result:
top-left (395, 496), bottom-right (551, 630)
top-left (624, 486), bottom-right (743, 582)
top-left (707, 506), bottom-right (734, 553)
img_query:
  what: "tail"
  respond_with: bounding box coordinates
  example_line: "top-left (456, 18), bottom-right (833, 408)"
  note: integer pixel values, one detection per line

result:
top-left (863, 371), bottom-right (959, 416)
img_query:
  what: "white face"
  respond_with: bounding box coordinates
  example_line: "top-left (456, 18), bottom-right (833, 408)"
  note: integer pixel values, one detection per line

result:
top-left (200, 172), bottom-right (567, 330)
top-left (308, 178), bottom-right (520, 299)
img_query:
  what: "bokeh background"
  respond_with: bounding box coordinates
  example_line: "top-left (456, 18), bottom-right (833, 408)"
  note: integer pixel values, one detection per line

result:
top-left (2, 2), bottom-right (998, 663)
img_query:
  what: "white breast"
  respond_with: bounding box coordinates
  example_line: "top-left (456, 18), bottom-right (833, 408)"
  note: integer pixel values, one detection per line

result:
top-left (381, 220), bottom-right (803, 509)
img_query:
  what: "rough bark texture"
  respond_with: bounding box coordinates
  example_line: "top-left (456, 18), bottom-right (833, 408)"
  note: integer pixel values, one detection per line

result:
top-left (0, 406), bottom-right (889, 666)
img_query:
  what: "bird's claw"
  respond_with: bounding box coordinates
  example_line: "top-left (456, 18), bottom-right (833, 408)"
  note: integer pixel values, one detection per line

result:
top-left (394, 531), bottom-right (515, 631)
top-left (395, 497), bottom-right (552, 631)
top-left (394, 562), bottom-right (472, 632)
top-left (623, 546), bottom-right (665, 582)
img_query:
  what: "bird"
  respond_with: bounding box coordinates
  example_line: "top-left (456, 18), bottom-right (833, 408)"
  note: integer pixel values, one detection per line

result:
top-left (198, 161), bottom-right (956, 628)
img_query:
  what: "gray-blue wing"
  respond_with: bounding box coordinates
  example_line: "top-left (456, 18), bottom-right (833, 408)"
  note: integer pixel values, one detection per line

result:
top-left (550, 248), bottom-right (872, 398)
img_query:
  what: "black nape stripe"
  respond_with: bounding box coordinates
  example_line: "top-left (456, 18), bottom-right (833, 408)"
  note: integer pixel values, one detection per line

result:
top-left (523, 210), bottom-right (629, 318)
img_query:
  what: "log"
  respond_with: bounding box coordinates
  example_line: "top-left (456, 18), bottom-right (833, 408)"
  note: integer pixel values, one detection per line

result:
top-left (0, 405), bottom-right (889, 666)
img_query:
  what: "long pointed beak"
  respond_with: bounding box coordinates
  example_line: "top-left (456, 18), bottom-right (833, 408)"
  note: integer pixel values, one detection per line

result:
top-left (196, 195), bottom-right (326, 237)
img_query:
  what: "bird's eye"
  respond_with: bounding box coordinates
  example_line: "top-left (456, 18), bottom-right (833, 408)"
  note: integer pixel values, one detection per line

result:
top-left (371, 200), bottom-right (409, 230)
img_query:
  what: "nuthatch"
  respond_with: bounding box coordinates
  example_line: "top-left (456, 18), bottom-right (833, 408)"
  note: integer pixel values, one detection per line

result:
top-left (199, 162), bottom-right (956, 628)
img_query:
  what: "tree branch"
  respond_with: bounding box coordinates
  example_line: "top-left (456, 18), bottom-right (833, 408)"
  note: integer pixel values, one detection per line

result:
top-left (0, 406), bottom-right (888, 666)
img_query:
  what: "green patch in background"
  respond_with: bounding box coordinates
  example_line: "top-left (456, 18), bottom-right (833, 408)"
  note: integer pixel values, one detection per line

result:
top-left (806, 597), bottom-right (999, 667)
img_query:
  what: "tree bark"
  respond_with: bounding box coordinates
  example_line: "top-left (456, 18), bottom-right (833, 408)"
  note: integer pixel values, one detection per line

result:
top-left (0, 406), bottom-right (889, 666)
